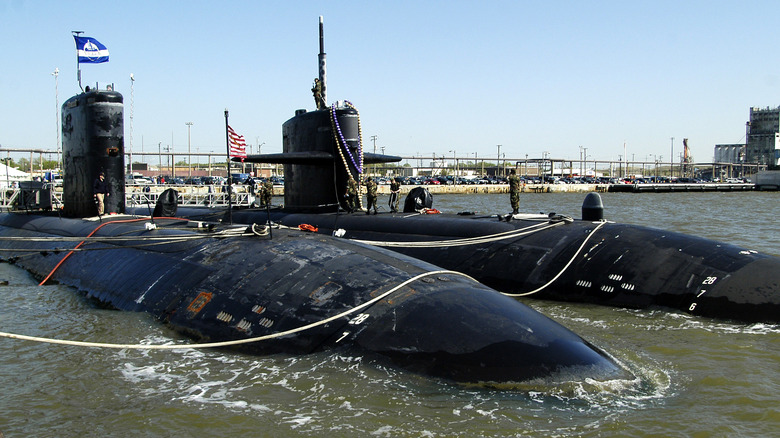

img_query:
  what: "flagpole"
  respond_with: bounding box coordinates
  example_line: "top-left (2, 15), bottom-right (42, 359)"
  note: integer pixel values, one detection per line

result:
top-left (224, 109), bottom-right (233, 224)
top-left (72, 31), bottom-right (84, 91)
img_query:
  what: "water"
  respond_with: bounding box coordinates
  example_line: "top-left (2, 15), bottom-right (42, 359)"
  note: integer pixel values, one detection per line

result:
top-left (1, 191), bottom-right (778, 437)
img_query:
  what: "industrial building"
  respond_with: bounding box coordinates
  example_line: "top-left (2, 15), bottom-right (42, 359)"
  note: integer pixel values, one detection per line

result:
top-left (714, 106), bottom-right (780, 167)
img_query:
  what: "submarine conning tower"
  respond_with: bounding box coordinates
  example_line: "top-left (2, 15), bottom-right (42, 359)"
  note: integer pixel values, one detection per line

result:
top-left (281, 106), bottom-right (361, 212)
top-left (61, 88), bottom-right (125, 218)
top-left (237, 16), bottom-right (400, 213)
top-left (268, 106), bottom-right (400, 213)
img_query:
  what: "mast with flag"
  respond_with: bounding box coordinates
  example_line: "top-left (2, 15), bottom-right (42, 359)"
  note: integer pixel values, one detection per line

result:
top-left (225, 110), bottom-right (247, 223)
top-left (72, 32), bottom-right (110, 91)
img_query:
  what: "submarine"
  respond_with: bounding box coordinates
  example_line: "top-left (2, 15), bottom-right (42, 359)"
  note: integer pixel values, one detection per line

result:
top-left (168, 17), bottom-right (780, 325)
top-left (0, 87), bottom-right (629, 385)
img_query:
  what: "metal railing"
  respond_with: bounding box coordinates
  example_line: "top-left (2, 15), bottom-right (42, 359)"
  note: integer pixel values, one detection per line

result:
top-left (1, 185), bottom-right (258, 210)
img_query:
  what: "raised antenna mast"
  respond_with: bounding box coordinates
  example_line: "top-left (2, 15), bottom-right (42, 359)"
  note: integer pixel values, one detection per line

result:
top-left (318, 16), bottom-right (327, 106)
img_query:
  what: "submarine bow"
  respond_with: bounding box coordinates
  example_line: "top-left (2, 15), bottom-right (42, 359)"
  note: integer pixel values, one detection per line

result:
top-left (0, 213), bottom-right (627, 384)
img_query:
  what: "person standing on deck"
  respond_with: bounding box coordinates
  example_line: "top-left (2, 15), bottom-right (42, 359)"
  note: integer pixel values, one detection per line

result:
top-left (93, 172), bottom-right (109, 215)
top-left (346, 175), bottom-right (358, 213)
top-left (312, 78), bottom-right (326, 110)
top-left (508, 169), bottom-right (521, 214)
top-left (389, 177), bottom-right (401, 213)
top-left (365, 177), bottom-right (378, 215)
top-left (262, 179), bottom-right (274, 207)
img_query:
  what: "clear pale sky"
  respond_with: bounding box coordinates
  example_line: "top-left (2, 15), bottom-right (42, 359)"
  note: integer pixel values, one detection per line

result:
top-left (2, 0), bottom-right (779, 165)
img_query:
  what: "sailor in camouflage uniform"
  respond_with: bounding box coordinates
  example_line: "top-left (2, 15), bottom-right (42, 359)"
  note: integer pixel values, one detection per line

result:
top-left (365, 177), bottom-right (378, 215)
top-left (508, 169), bottom-right (521, 214)
top-left (346, 175), bottom-right (358, 213)
top-left (262, 179), bottom-right (274, 207)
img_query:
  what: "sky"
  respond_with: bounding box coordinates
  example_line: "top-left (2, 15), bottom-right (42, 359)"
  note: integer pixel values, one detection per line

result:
top-left (2, 0), bottom-right (779, 166)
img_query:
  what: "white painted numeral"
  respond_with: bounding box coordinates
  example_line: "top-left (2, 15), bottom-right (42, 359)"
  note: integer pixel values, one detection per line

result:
top-left (349, 313), bottom-right (370, 325)
top-left (702, 277), bottom-right (718, 285)
top-left (689, 303), bottom-right (697, 311)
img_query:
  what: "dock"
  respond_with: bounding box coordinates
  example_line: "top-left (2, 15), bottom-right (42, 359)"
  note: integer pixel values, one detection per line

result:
top-left (1, 181), bottom-right (766, 211)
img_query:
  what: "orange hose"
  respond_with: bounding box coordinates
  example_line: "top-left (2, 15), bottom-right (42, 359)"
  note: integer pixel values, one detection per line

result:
top-left (38, 217), bottom-right (188, 286)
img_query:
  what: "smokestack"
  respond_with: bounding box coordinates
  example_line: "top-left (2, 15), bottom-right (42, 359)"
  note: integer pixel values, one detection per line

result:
top-left (318, 16), bottom-right (327, 106)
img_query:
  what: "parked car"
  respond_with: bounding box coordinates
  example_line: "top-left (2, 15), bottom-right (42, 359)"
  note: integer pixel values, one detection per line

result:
top-left (125, 175), bottom-right (153, 185)
top-left (184, 177), bottom-right (203, 185)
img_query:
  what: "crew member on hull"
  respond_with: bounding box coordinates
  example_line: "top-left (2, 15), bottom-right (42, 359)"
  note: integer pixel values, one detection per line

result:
top-left (389, 177), bottom-right (401, 213)
top-left (262, 179), bottom-right (274, 207)
top-left (508, 169), bottom-right (521, 214)
top-left (346, 175), bottom-right (358, 213)
top-left (93, 172), bottom-right (109, 215)
top-left (365, 177), bottom-right (378, 215)
top-left (311, 78), bottom-right (326, 110)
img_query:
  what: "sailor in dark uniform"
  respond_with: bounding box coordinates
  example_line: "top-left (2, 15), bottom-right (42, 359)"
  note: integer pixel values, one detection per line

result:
top-left (93, 172), bottom-right (109, 215)
top-left (389, 177), bottom-right (401, 213)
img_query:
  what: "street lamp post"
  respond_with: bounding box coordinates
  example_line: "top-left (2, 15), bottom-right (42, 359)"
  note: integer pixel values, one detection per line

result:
top-left (370, 135), bottom-right (377, 176)
top-left (186, 122), bottom-right (193, 178)
top-left (52, 68), bottom-right (60, 172)
top-left (449, 150), bottom-right (457, 181)
top-left (670, 137), bottom-right (674, 178)
top-left (496, 144), bottom-right (502, 177)
top-left (129, 73), bottom-right (134, 174)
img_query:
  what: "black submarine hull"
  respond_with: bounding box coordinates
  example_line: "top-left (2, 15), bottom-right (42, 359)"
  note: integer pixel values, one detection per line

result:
top-left (174, 207), bottom-right (780, 324)
top-left (0, 212), bottom-right (627, 384)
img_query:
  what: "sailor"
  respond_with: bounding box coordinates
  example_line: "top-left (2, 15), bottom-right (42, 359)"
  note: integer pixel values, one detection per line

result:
top-left (93, 172), bottom-right (110, 215)
top-left (262, 178), bottom-right (274, 207)
top-left (365, 177), bottom-right (378, 215)
top-left (508, 169), bottom-right (521, 214)
top-left (346, 174), bottom-right (358, 213)
top-left (311, 78), bottom-right (326, 110)
top-left (389, 177), bottom-right (401, 213)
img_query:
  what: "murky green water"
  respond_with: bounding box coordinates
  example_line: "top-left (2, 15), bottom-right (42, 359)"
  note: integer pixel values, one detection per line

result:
top-left (1, 191), bottom-right (778, 437)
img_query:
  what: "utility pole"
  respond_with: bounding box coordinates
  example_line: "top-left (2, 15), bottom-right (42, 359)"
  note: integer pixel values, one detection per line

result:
top-left (129, 73), bottom-right (134, 174)
top-left (370, 135), bottom-right (377, 176)
top-left (52, 68), bottom-right (60, 172)
top-left (670, 137), bottom-right (674, 178)
top-left (496, 144), bottom-right (502, 177)
top-left (186, 122), bottom-right (193, 178)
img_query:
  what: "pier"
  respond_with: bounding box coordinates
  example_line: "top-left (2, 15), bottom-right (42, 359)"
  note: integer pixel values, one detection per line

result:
top-left (0, 181), bottom-right (762, 211)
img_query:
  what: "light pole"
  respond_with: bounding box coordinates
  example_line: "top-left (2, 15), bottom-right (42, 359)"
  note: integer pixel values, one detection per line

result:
top-left (52, 68), bottom-right (60, 172)
top-left (583, 147), bottom-right (588, 177)
top-left (129, 73), bottom-right (134, 174)
top-left (496, 144), bottom-right (502, 177)
top-left (381, 146), bottom-right (385, 175)
top-left (370, 135), bottom-right (377, 176)
top-left (670, 137), bottom-right (674, 178)
top-left (186, 122), bottom-right (193, 178)
top-left (449, 150), bottom-right (456, 181)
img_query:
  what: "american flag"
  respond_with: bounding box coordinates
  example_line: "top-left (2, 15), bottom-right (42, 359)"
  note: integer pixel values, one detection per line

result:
top-left (228, 125), bottom-right (247, 160)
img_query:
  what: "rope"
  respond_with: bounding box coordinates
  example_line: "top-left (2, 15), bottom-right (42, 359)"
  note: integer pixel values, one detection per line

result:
top-left (501, 220), bottom-right (608, 297)
top-left (0, 270), bottom-right (474, 350)
top-left (351, 220), bottom-right (563, 248)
